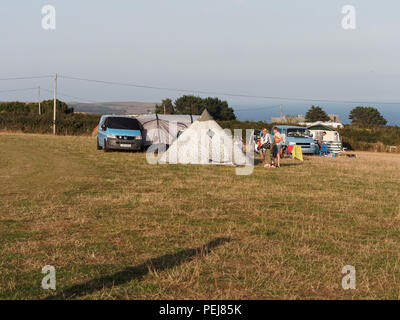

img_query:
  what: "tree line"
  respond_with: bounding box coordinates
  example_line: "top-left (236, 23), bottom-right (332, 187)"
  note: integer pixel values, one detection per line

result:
top-left (155, 95), bottom-right (236, 120)
top-left (155, 95), bottom-right (390, 128)
top-left (305, 105), bottom-right (387, 126)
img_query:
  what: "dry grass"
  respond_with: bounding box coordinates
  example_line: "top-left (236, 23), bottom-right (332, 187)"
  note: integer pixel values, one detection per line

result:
top-left (0, 132), bottom-right (399, 299)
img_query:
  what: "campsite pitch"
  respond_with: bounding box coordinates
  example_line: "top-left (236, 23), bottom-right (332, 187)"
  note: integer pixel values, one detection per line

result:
top-left (0, 133), bottom-right (399, 299)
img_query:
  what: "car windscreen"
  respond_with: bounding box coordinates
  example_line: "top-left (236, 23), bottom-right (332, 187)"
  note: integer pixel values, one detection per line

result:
top-left (104, 117), bottom-right (141, 130)
top-left (287, 128), bottom-right (309, 137)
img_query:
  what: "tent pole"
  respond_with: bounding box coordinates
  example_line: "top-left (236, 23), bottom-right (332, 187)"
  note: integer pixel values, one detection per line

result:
top-left (156, 113), bottom-right (161, 144)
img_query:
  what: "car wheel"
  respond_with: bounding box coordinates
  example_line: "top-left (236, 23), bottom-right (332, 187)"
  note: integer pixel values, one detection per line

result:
top-left (97, 138), bottom-right (102, 150)
top-left (103, 139), bottom-right (110, 152)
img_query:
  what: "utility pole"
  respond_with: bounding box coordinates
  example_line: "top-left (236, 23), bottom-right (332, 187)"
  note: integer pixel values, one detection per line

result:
top-left (53, 73), bottom-right (57, 135)
top-left (163, 102), bottom-right (166, 115)
top-left (280, 104), bottom-right (283, 120)
top-left (38, 86), bottom-right (41, 115)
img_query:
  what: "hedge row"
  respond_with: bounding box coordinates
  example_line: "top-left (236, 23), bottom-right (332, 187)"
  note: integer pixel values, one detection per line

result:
top-left (1, 100), bottom-right (400, 152)
top-left (0, 111), bottom-right (100, 135)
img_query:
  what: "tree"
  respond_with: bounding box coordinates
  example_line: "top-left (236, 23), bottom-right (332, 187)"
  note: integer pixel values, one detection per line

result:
top-left (158, 95), bottom-right (236, 120)
top-left (202, 97), bottom-right (235, 120)
top-left (349, 106), bottom-right (387, 126)
top-left (174, 95), bottom-right (203, 115)
top-left (305, 105), bottom-right (330, 122)
top-left (37, 99), bottom-right (74, 114)
top-left (155, 98), bottom-right (174, 114)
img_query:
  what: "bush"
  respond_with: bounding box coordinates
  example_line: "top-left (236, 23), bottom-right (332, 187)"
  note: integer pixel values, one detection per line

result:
top-left (0, 100), bottom-right (100, 135)
top-left (339, 125), bottom-right (400, 152)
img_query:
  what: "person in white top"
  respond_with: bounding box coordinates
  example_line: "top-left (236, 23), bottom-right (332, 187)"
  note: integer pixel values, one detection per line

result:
top-left (260, 128), bottom-right (275, 168)
top-left (273, 127), bottom-right (284, 168)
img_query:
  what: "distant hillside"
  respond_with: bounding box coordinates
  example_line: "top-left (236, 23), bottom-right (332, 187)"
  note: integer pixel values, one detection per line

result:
top-left (68, 101), bottom-right (158, 115)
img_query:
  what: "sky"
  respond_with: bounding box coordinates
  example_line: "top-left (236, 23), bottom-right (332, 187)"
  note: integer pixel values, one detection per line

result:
top-left (1, 0), bottom-right (400, 124)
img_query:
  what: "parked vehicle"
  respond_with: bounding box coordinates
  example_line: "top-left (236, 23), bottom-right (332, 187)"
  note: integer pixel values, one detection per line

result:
top-left (97, 115), bottom-right (143, 152)
top-left (274, 125), bottom-right (319, 154)
top-left (307, 124), bottom-right (343, 155)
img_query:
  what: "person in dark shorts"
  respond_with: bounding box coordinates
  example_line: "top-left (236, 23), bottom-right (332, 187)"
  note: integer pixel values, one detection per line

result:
top-left (273, 127), bottom-right (284, 168)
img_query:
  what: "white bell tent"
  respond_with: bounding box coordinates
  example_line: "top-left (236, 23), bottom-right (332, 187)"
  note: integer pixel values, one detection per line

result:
top-left (159, 109), bottom-right (249, 166)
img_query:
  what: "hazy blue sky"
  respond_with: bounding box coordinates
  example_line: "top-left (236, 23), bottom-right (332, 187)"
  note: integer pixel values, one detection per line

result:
top-left (1, 1), bottom-right (400, 123)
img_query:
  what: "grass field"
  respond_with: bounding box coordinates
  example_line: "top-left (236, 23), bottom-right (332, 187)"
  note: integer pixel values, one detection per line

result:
top-left (1, 132), bottom-right (400, 300)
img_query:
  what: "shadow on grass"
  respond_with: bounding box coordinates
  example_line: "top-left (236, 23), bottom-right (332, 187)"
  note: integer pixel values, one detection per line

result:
top-left (45, 237), bottom-right (231, 300)
top-left (280, 161), bottom-right (303, 167)
top-left (254, 157), bottom-right (303, 167)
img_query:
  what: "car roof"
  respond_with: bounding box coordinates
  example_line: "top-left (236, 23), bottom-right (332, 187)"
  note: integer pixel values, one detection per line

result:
top-left (275, 125), bottom-right (307, 129)
top-left (101, 115), bottom-right (135, 119)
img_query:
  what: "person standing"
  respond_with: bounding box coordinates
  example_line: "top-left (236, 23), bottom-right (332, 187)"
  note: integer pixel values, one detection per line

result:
top-left (317, 131), bottom-right (327, 148)
top-left (261, 128), bottom-right (275, 168)
top-left (273, 127), bottom-right (284, 168)
top-left (257, 130), bottom-right (265, 160)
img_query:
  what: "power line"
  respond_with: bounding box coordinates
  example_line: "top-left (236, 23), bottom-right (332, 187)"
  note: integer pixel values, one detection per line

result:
top-left (0, 87), bottom-right (37, 93)
top-left (41, 88), bottom-right (98, 103)
top-left (1, 74), bottom-right (399, 106)
top-left (40, 87), bottom-right (281, 113)
top-left (0, 75), bottom-right (53, 81)
top-left (59, 74), bottom-right (400, 105)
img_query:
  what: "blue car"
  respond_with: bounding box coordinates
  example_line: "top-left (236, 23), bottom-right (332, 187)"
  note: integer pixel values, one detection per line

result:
top-left (274, 125), bottom-right (319, 154)
top-left (97, 115), bottom-right (143, 152)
